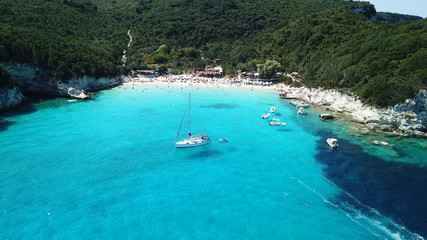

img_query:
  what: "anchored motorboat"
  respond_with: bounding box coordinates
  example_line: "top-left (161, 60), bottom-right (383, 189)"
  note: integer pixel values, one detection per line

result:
top-left (262, 113), bottom-right (271, 119)
top-left (269, 118), bottom-right (286, 126)
top-left (296, 103), bottom-right (309, 108)
top-left (270, 106), bottom-right (276, 113)
top-left (297, 107), bottom-right (304, 114)
top-left (289, 100), bottom-right (309, 108)
top-left (327, 138), bottom-right (338, 148)
top-left (219, 138), bottom-right (229, 142)
top-left (373, 140), bottom-right (390, 146)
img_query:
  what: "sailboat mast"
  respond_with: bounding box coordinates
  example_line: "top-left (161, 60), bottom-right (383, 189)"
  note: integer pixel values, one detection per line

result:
top-left (174, 103), bottom-right (187, 143)
top-left (188, 92), bottom-right (191, 138)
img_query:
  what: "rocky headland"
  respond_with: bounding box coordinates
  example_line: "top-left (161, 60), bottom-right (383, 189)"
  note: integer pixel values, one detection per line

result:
top-left (0, 62), bottom-right (125, 111)
top-left (0, 85), bottom-right (24, 110)
top-left (281, 85), bottom-right (427, 137)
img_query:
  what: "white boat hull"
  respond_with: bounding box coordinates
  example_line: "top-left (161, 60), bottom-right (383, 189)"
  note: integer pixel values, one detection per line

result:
top-left (327, 138), bottom-right (338, 148)
top-left (175, 138), bottom-right (211, 148)
top-left (262, 113), bottom-right (271, 119)
top-left (373, 140), bottom-right (390, 146)
top-left (270, 122), bottom-right (286, 126)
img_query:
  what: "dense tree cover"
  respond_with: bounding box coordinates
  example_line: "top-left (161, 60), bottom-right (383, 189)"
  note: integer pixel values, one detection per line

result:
top-left (1, 0), bottom-right (363, 76)
top-left (0, 0), bottom-right (127, 81)
top-left (0, 0), bottom-right (425, 106)
top-left (125, 0), bottom-right (360, 47)
top-left (261, 9), bottom-right (427, 106)
top-left (258, 60), bottom-right (281, 79)
top-left (120, 0), bottom-right (366, 73)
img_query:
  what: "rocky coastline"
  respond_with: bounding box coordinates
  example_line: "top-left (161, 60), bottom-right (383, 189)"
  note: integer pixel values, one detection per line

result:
top-left (280, 85), bottom-right (427, 137)
top-left (0, 86), bottom-right (25, 111)
top-left (0, 62), bottom-right (126, 111)
top-left (1, 63), bottom-right (426, 138)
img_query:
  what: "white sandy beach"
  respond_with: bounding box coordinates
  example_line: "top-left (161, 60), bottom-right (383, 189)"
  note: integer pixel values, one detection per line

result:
top-left (122, 75), bottom-right (283, 93)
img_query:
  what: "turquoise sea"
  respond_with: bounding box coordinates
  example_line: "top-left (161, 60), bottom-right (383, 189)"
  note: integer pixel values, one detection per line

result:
top-left (1, 85), bottom-right (426, 239)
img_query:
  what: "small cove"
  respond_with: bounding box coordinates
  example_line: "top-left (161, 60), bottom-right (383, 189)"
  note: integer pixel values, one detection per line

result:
top-left (0, 85), bottom-right (426, 239)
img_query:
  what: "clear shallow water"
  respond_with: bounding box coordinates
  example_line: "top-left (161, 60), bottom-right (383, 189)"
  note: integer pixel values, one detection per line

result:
top-left (1, 85), bottom-right (426, 239)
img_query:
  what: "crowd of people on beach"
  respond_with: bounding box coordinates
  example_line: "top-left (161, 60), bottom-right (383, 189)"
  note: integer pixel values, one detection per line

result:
top-left (125, 74), bottom-right (278, 88)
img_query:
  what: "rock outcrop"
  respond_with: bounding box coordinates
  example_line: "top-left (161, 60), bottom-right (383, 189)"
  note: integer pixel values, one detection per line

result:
top-left (1, 62), bottom-right (124, 99)
top-left (280, 85), bottom-right (427, 137)
top-left (0, 86), bottom-right (25, 111)
top-left (352, 5), bottom-right (422, 23)
top-left (352, 5), bottom-right (377, 21)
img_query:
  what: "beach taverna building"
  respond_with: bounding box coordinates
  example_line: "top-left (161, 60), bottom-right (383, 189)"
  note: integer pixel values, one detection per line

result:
top-left (196, 66), bottom-right (224, 78)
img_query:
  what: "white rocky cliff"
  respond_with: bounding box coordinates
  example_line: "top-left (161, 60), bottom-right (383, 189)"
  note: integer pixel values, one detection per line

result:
top-left (281, 85), bottom-right (427, 137)
top-left (1, 62), bottom-right (123, 99)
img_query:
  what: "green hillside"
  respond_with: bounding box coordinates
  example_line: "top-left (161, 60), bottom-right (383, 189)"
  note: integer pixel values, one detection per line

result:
top-left (0, 0), bottom-right (127, 80)
top-left (0, 0), bottom-right (426, 106)
top-left (264, 9), bottom-right (427, 106)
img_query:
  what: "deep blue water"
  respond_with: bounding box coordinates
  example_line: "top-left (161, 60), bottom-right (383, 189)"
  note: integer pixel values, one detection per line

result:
top-left (1, 85), bottom-right (426, 239)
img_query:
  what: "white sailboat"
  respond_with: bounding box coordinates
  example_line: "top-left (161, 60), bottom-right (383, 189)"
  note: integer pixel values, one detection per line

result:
top-left (175, 93), bottom-right (211, 148)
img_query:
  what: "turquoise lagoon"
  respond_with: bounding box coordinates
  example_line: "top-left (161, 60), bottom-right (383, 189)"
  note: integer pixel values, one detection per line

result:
top-left (1, 85), bottom-right (426, 239)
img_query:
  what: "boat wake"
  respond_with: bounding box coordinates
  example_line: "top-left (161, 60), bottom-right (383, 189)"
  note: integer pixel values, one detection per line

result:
top-left (289, 175), bottom-right (424, 240)
top-left (326, 179), bottom-right (424, 240)
top-left (313, 130), bottom-right (427, 238)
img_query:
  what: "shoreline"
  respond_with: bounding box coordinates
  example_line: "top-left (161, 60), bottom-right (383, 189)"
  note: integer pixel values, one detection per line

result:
top-left (2, 71), bottom-right (426, 138)
top-left (122, 75), bottom-right (427, 138)
top-left (122, 75), bottom-right (278, 93)
top-left (278, 85), bottom-right (427, 138)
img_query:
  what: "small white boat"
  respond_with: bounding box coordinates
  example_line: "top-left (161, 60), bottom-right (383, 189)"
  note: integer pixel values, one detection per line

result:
top-left (262, 113), bottom-right (271, 119)
top-left (269, 118), bottom-right (286, 126)
top-left (219, 138), bottom-right (229, 142)
top-left (373, 140), bottom-right (390, 146)
top-left (296, 103), bottom-right (309, 108)
top-left (67, 99), bottom-right (77, 102)
top-left (297, 107), bottom-right (304, 114)
top-left (289, 100), bottom-right (299, 106)
top-left (327, 138), bottom-right (338, 148)
top-left (270, 106), bottom-right (276, 113)
top-left (289, 100), bottom-right (309, 108)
